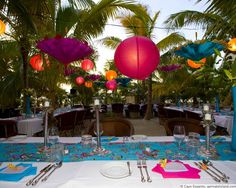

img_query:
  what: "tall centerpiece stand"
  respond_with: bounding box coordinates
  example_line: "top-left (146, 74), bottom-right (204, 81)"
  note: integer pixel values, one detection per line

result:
top-left (92, 98), bottom-right (110, 155)
top-left (198, 103), bottom-right (217, 158)
top-left (43, 101), bottom-right (50, 151)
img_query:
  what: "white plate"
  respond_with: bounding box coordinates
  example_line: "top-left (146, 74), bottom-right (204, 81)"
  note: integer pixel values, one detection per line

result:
top-left (8, 135), bottom-right (27, 141)
top-left (100, 162), bottom-right (130, 179)
top-left (131, 134), bottom-right (147, 140)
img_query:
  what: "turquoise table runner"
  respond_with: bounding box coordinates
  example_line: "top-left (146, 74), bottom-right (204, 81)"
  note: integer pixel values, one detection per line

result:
top-left (0, 141), bottom-right (235, 162)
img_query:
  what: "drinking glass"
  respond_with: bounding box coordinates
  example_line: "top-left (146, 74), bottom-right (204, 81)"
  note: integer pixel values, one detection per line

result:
top-left (173, 125), bottom-right (186, 159)
top-left (48, 126), bottom-right (59, 145)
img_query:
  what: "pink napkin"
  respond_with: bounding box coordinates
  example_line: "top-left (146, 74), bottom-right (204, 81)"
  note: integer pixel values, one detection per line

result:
top-left (152, 160), bottom-right (201, 179)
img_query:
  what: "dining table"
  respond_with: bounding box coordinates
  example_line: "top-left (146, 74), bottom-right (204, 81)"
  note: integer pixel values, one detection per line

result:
top-left (0, 136), bottom-right (236, 188)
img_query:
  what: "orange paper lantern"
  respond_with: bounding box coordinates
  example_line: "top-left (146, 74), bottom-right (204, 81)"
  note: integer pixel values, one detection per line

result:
top-left (105, 70), bottom-right (117, 81)
top-left (228, 38), bottom-right (236, 52)
top-left (81, 59), bottom-right (94, 71)
top-left (30, 54), bottom-right (48, 71)
top-left (75, 76), bottom-right (84, 85)
top-left (0, 20), bottom-right (6, 35)
top-left (187, 58), bottom-right (206, 69)
top-left (84, 81), bottom-right (93, 88)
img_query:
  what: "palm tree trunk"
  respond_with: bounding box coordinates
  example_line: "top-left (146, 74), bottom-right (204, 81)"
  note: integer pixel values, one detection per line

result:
top-left (144, 74), bottom-right (153, 120)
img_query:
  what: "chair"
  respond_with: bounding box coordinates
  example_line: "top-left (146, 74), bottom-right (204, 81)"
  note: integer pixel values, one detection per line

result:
top-left (157, 104), bottom-right (168, 125)
top-left (128, 104), bottom-right (140, 118)
top-left (111, 103), bottom-right (124, 117)
top-left (0, 120), bottom-right (18, 138)
top-left (164, 117), bottom-right (205, 136)
top-left (165, 108), bottom-right (184, 118)
top-left (74, 110), bottom-right (86, 132)
top-left (88, 117), bottom-right (134, 137)
top-left (184, 110), bottom-right (202, 121)
top-left (54, 110), bottom-right (80, 136)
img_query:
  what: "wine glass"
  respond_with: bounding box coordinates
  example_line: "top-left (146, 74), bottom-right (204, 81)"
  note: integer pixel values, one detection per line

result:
top-left (173, 125), bottom-right (186, 159)
top-left (93, 122), bottom-right (103, 136)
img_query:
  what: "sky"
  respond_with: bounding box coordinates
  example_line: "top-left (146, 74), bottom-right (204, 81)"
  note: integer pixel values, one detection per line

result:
top-left (92, 0), bottom-right (207, 73)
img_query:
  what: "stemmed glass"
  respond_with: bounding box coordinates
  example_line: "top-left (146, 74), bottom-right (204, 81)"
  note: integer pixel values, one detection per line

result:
top-left (173, 125), bottom-right (186, 159)
top-left (93, 122), bottom-right (103, 137)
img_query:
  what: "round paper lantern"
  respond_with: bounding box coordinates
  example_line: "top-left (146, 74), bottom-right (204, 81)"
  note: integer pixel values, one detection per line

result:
top-left (187, 58), bottom-right (206, 69)
top-left (0, 20), bottom-right (6, 35)
top-left (114, 36), bottom-right (160, 80)
top-left (105, 80), bottom-right (117, 90)
top-left (106, 70), bottom-right (117, 81)
top-left (75, 76), bottom-right (84, 85)
top-left (81, 59), bottom-right (94, 71)
top-left (30, 54), bottom-right (48, 71)
top-left (228, 38), bottom-right (236, 52)
top-left (84, 81), bottom-right (93, 88)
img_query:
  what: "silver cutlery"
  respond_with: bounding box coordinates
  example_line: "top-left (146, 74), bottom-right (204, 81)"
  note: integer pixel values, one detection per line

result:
top-left (137, 160), bottom-right (145, 182)
top-left (26, 164), bottom-right (52, 186)
top-left (31, 164), bottom-right (55, 186)
top-left (194, 162), bottom-right (220, 182)
top-left (199, 162), bottom-right (228, 183)
top-left (142, 160), bottom-right (152, 182)
top-left (42, 161), bottom-right (63, 182)
top-left (202, 159), bottom-right (230, 179)
top-left (127, 161), bottom-right (132, 176)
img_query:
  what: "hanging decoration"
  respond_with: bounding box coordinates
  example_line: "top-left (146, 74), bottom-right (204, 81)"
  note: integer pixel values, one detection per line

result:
top-left (114, 36), bottom-right (160, 80)
top-left (84, 81), bottom-right (93, 88)
top-left (228, 38), bottom-right (236, 52)
top-left (158, 64), bottom-right (182, 72)
top-left (187, 58), bottom-right (206, 69)
top-left (30, 54), bottom-right (48, 71)
top-left (115, 78), bottom-right (132, 87)
top-left (85, 74), bottom-right (101, 81)
top-left (175, 40), bottom-right (225, 61)
top-left (64, 66), bottom-right (77, 76)
top-left (75, 76), bottom-right (84, 85)
top-left (81, 59), bottom-right (94, 71)
top-left (105, 80), bottom-right (117, 90)
top-left (37, 36), bottom-right (93, 66)
top-left (106, 70), bottom-right (117, 81)
top-left (0, 20), bottom-right (6, 35)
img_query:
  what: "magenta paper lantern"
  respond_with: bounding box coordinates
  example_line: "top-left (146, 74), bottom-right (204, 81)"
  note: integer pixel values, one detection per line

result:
top-left (105, 80), bottom-right (117, 90)
top-left (75, 76), bottom-right (84, 85)
top-left (114, 36), bottom-right (160, 80)
top-left (81, 59), bottom-right (94, 71)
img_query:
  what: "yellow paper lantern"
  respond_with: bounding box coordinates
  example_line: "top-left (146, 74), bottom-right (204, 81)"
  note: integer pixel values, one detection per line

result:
top-left (187, 58), bottom-right (206, 69)
top-left (105, 70), bottom-right (117, 81)
top-left (84, 81), bottom-right (93, 88)
top-left (0, 20), bottom-right (6, 35)
top-left (228, 38), bottom-right (236, 52)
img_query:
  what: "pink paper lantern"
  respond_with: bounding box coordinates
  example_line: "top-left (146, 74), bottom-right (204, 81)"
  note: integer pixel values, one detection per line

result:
top-left (105, 80), bottom-right (117, 90)
top-left (81, 59), bottom-right (94, 71)
top-left (75, 76), bottom-right (84, 85)
top-left (114, 36), bottom-right (160, 80)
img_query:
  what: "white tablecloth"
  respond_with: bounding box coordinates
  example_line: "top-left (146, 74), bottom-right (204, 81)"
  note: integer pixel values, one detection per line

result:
top-left (1, 137), bottom-right (236, 188)
top-left (17, 118), bottom-right (43, 136)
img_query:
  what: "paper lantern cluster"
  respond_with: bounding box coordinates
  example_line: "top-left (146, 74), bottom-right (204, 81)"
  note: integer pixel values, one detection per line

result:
top-left (84, 81), bottom-right (93, 88)
top-left (228, 38), bottom-right (236, 52)
top-left (30, 54), bottom-right (49, 71)
top-left (106, 70), bottom-right (117, 81)
top-left (105, 70), bottom-right (117, 90)
top-left (0, 20), bottom-right (5, 35)
top-left (114, 36), bottom-right (160, 80)
top-left (187, 58), bottom-right (206, 69)
top-left (105, 80), bottom-right (117, 90)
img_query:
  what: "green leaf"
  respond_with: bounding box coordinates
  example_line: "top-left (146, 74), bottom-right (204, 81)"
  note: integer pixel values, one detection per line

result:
top-left (224, 69), bottom-right (233, 80)
top-left (232, 61), bottom-right (236, 77)
top-left (214, 48), bottom-right (222, 57)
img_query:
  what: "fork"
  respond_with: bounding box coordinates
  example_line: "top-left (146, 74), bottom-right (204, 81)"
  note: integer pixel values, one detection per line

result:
top-left (142, 160), bottom-right (152, 182)
top-left (137, 160), bottom-right (145, 182)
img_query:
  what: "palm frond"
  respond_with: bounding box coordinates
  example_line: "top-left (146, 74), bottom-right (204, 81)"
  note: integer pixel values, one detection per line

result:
top-left (98, 36), bottom-right (122, 49)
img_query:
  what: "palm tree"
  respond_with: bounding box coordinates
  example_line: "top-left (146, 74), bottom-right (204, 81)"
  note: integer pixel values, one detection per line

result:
top-left (0, 0), bottom-right (149, 110)
top-left (164, 0), bottom-right (235, 40)
top-left (100, 4), bottom-right (186, 119)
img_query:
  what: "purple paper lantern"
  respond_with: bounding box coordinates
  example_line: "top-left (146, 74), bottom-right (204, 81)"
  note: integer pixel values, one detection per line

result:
top-left (114, 36), bottom-right (160, 80)
top-left (37, 37), bottom-right (93, 66)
